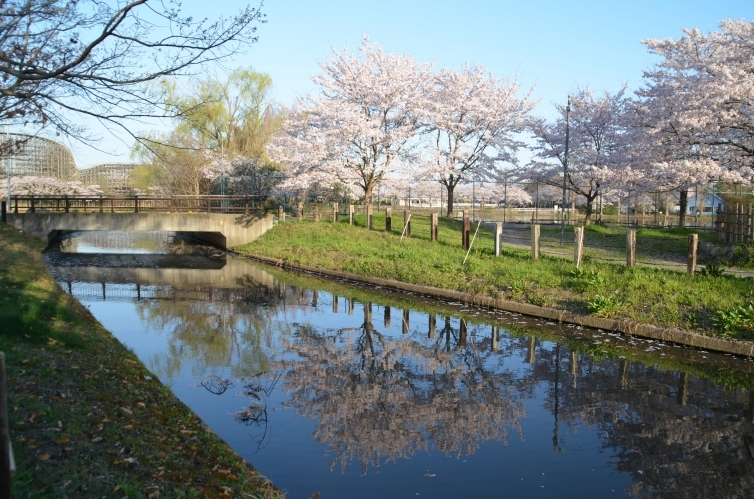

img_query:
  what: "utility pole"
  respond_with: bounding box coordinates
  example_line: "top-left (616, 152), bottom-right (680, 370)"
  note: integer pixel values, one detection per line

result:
top-left (561, 96), bottom-right (571, 245)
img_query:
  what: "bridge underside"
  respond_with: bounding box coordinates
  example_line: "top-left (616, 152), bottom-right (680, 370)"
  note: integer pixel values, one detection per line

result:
top-left (7, 212), bottom-right (275, 250)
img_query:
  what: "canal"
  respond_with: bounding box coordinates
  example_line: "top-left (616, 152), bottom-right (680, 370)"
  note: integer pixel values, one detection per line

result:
top-left (45, 231), bottom-right (754, 498)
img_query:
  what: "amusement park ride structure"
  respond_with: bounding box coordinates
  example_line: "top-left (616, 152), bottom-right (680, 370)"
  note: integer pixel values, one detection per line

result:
top-left (1, 133), bottom-right (137, 194)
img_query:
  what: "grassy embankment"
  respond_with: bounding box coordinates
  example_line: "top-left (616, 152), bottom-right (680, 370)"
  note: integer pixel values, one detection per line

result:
top-left (236, 214), bottom-right (754, 339)
top-left (0, 223), bottom-right (282, 498)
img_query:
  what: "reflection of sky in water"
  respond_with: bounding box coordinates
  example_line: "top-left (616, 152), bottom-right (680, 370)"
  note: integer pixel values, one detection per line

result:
top-left (51, 251), bottom-right (754, 499)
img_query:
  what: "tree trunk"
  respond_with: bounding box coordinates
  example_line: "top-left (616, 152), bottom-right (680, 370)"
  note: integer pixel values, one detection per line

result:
top-left (678, 189), bottom-right (688, 228)
top-left (584, 196), bottom-right (595, 226)
top-left (446, 183), bottom-right (455, 217)
top-left (363, 182), bottom-right (375, 207)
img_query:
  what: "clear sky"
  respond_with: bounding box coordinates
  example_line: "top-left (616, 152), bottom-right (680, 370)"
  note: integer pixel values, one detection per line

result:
top-left (65, 0), bottom-right (752, 167)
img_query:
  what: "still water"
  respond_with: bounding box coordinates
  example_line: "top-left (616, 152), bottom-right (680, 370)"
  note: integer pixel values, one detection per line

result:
top-left (47, 232), bottom-right (754, 498)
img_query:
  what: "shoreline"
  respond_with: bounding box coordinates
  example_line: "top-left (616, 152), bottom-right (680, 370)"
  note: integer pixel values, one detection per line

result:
top-left (236, 251), bottom-right (754, 358)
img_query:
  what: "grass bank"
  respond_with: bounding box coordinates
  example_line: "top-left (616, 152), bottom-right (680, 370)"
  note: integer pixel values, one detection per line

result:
top-left (0, 223), bottom-right (282, 498)
top-left (235, 216), bottom-right (754, 340)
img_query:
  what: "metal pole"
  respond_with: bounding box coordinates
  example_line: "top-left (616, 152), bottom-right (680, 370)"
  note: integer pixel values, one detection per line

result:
top-left (4, 128), bottom-right (9, 206)
top-left (472, 179), bottom-right (475, 222)
top-left (561, 96), bottom-right (571, 245)
top-left (503, 177), bottom-right (507, 226)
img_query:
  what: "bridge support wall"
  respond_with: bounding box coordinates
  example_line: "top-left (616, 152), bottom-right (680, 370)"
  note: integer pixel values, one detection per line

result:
top-left (6, 212), bottom-right (274, 249)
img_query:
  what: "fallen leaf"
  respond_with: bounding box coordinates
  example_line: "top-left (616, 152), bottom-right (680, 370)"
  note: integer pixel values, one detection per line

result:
top-left (179, 430), bottom-right (196, 435)
top-left (39, 454), bottom-right (50, 461)
top-left (123, 425), bottom-right (133, 430)
top-left (56, 436), bottom-right (70, 444)
top-left (114, 485), bottom-right (122, 493)
top-left (216, 469), bottom-right (231, 475)
top-left (148, 492), bottom-right (160, 498)
top-left (57, 420), bottom-right (63, 428)
top-left (91, 437), bottom-right (103, 443)
top-left (136, 402), bottom-right (146, 408)
top-left (120, 407), bottom-right (133, 416)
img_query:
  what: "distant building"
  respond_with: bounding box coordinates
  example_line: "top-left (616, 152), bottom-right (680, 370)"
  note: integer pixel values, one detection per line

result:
top-left (685, 192), bottom-right (725, 214)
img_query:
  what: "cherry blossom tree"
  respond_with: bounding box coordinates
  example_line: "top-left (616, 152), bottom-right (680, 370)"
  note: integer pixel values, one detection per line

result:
top-left (1, 176), bottom-right (102, 200)
top-left (638, 20), bottom-right (754, 177)
top-left (269, 37), bottom-right (431, 205)
top-left (628, 20), bottom-right (754, 226)
top-left (525, 86), bottom-right (629, 225)
top-left (417, 65), bottom-right (535, 215)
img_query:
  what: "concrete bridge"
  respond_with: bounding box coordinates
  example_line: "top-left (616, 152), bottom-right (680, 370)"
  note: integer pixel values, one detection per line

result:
top-left (7, 211), bottom-right (275, 249)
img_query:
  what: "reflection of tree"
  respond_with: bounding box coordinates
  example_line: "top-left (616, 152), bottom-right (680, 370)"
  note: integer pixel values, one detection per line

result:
top-left (274, 303), bottom-right (526, 474)
top-left (235, 371), bottom-right (282, 452)
top-left (525, 340), bottom-right (754, 498)
top-left (135, 287), bottom-right (284, 380)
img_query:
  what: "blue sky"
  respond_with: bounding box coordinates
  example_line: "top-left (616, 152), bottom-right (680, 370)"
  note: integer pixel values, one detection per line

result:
top-left (69, 0), bottom-right (751, 167)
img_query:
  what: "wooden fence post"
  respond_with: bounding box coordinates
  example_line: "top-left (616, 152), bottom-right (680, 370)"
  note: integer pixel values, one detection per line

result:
top-left (574, 226), bottom-right (584, 268)
top-left (687, 233), bottom-right (698, 275)
top-left (626, 229), bottom-right (636, 267)
top-left (1, 351), bottom-right (12, 498)
top-left (430, 213), bottom-right (438, 242)
top-left (715, 203), bottom-right (724, 241)
top-left (278, 205), bottom-right (285, 222)
top-left (297, 202), bottom-right (304, 220)
top-left (332, 202), bottom-right (338, 223)
top-left (402, 309), bottom-right (410, 334)
top-left (531, 224), bottom-right (540, 260)
top-left (385, 207), bottom-right (392, 232)
top-left (1, 202), bottom-right (5, 224)
top-left (313, 204), bottom-right (320, 222)
top-left (462, 215), bottom-right (470, 250)
top-left (428, 315), bottom-right (436, 339)
top-left (384, 306), bottom-right (391, 327)
top-left (366, 204), bottom-right (373, 230)
top-left (494, 222), bottom-right (503, 257)
top-left (403, 210), bottom-right (411, 238)
top-left (491, 326), bottom-right (499, 353)
top-left (349, 205), bottom-right (355, 225)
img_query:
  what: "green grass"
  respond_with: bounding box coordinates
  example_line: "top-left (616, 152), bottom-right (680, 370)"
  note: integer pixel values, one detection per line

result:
top-left (0, 223), bottom-right (283, 498)
top-left (237, 215), bottom-right (754, 339)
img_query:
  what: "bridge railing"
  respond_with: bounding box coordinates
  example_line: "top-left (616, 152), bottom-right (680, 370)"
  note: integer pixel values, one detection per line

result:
top-left (11, 195), bottom-right (269, 215)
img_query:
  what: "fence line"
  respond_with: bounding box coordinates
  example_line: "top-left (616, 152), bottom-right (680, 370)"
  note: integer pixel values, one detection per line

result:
top-left (715, 203), bottom-right (753, 244)
top-left (11, 195), bottom-right (268, 215)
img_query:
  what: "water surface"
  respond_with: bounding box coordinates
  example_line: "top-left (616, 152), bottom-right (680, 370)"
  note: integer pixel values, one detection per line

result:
top-left (47, 232), bottom-right (754, 499)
